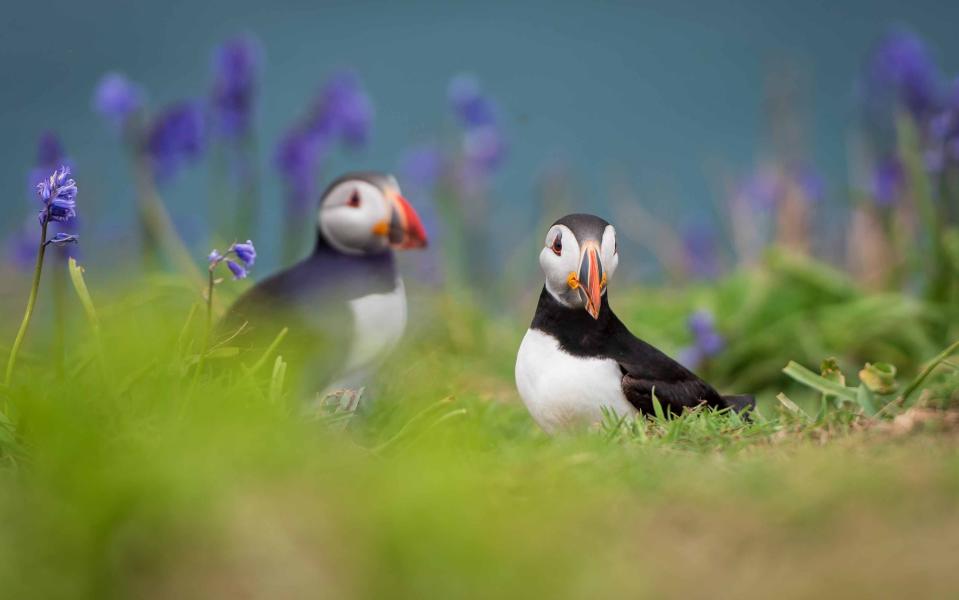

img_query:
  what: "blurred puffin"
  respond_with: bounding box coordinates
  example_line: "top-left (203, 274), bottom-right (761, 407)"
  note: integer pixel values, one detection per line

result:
top-left (515, 214), bottom-right (753, 433)
top-left (223, 172), bottom-right (427, 398)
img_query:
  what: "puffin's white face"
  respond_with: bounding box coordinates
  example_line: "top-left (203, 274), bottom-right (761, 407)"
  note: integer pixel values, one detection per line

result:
top-left (540, 223), bottom-right (618, 318)
top-left (318, 177), bottom-right (427, 255)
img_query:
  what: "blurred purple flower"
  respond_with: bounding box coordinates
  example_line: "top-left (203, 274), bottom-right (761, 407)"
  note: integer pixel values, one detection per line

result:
top-left (463, 126), bottom-right (506, 171)
top-left (211, 35), bottom-right (263, 139)
top-left (795, 165), bottom-right (825, 203)
top-left (275, 126), bottom-right (327, 205)
top-left (93, 73), bottom-right (144, 127)
top-left (208, 240), bottom-right (255, 277)
top-left (233, 240), bottom-right (256, 266)
top-left (37, 166), bottom-right (78, 225)
top-left (681, 222), bottom-right (721, 279)
top-left (398, 143), bottom-right (445, 192)
top-left (45, 232), bottom-right (79, 247)
top-left (871, 157), bottom-right (905, 206)
top-left (225, 259), bottom-right (247, 280)
top-left (864, 30), bottom-right (940, 120)
top-left (738, 169), bottom-right (782, 210)
top-left (678, 309), bottom-right (725, 369)
top-left (308, 71), bottom-right (374, 148)
top-left (146, 102), bottom-right (206, 180)
top-left (448, 74), bottom-right (497, 128)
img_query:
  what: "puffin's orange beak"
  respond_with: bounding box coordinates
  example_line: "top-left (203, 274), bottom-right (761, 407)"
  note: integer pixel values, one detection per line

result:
top-left (578, 243), bottom-right (605, 319)
top-left (385, 193), bottom-right (428, 249)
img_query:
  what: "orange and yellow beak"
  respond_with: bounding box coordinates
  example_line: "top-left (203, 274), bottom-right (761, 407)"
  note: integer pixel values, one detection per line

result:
top-left (572, 243), bottom-right (606, 319)
top-left (373, 192), bottom-right (428, 249)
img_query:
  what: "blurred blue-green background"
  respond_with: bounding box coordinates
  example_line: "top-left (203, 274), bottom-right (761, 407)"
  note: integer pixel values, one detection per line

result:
top-left (2, 0), bottom-right (959, 273)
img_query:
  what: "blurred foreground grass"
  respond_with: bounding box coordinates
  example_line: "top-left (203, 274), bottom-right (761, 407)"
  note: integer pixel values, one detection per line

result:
top-left (0, 250), bottom-right (958, 599)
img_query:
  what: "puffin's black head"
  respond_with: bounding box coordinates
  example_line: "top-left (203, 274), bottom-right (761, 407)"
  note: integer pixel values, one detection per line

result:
top-left (539, 213), bottom-right (619, 319)
top-left (316, 172), bottom-right (428, 255)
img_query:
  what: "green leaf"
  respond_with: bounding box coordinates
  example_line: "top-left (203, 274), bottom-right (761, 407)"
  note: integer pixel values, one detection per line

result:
top-left (650, 388), bottom-right (667, 422)
top-left (269, 356), bottom-right (286, 405)
top-left (68, 258), bottom-right (100, 329)
top-left (783, 361), bottom-right (858, 402)
top-left (855, 385), bottom-right (879, 417)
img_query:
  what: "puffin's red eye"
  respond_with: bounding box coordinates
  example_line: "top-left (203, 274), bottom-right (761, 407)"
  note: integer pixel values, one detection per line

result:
top-left (551, 234), bottom-right (562, 256)
top-left (347, 190), bottom-right (361, 208)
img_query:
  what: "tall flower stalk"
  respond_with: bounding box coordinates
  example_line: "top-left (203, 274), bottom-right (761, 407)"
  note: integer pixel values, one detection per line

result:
top-left (4, 167), bottom-right (79, 386)
top-left (210, 35), bottom-right (263, 241)
top-left (93, 73), bottom-right (204, 282)
top-left (274, 71), bottom-right (374, 264)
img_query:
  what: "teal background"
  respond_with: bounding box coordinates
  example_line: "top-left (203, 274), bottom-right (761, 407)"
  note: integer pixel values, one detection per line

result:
top-left (2, 0), bottom-right (959, 268)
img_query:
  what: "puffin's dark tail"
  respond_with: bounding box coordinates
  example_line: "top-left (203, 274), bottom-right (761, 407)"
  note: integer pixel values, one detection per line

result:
top-left (722, 394), bottom-right (756, 415)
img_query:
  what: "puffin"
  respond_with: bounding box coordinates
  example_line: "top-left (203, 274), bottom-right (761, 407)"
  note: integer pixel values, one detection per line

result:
top-left (222, 172), bottom-right (427, 400)
top-left (515, 213), bottom-right (754, 433)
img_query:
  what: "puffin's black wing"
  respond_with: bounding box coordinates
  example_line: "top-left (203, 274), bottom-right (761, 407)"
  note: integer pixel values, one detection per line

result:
top-left (606, 317), bottom-right (752, 416)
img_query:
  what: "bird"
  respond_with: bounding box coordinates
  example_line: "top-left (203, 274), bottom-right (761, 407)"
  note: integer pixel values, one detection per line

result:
top-left (221, 171), bottom-right (427, 403)
top-left (514, 213), bottom-right (754, 434)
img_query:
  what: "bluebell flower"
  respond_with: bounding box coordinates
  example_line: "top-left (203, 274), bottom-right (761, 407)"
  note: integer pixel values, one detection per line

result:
top-left (275, 126), bottom-right (327, 205)
top-left (44, 233), bottom-right (79, 247)
top-left (871, 157), bottom-right (905, 206)
top-left (208, 239), bottom-right (255, 276)
top-left (93, 73), bottom-right (144, 127)
top-left (225, 259), bottom-right (247, 280)
top-left (864, 30), bottom-right (940, 120)
top-left (398, 143), bottom-right (445, 192)
top-left (308, 70), bottom-right (374, 148)
top-left (37, 166), bottom-right (78, 225)
top-left (678, 309), bottom-right (725, 369)
top-left (795, 165), bottom-right (825, 203)
top-left (233, 240), bottom-right (256, 266)
top-left (448, 74), bottom-right (496, 128)
top-left (211, 35), bottom-right (263, 139)
top-left (146, 102), bottom-right (206, 180)
top-left (738, 169), bottom-right (782, 210)
top-left (681, 222), bottom-right (720, 280)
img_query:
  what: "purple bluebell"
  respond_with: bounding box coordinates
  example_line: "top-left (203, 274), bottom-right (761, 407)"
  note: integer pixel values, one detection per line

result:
top-left (146, 102), bottom-right (206, 180)
top-left (309, 71), bottom-right (374, 148)
top-left (448, 74), bottom-right (497, 128)
top-left (208, 239), bottom-right (255, 276)
top-left (738, 169), bottom-right (781, 210)
top-left (398, 144), bottom-right (445, 192)
top-left (44, 233), bottom-right (79, 247)
top-left (678, 309), bottom-right (725, 369)
top-left (681, 222), bottom-right (720, 279)
top-left (225, 259), bottom-right (247, 280)
top-left (211, 35), bottom-right (263, 138)
top-left (871, 157), bottom-right (905, 206)
top-left (26, 132), bottom-right (72, 202)
top-left (36, 166), bottom-right (78, 225)
top-left (275, 126), bottom-right (327, 205)
top-left (795, 165), bottom-right (825, 203)
top-left (233, 240), bottom-right (256, 266)
top-left (864, 30), bottom-right (940, 120)
top-left (93, 73), bottom-right (144, 127)
top-left (463, 126), bottom-right (506, 171)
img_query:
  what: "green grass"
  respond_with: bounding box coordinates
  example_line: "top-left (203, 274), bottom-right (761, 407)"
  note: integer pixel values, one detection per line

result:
top-left (0, 253), bottom-right (958, 599)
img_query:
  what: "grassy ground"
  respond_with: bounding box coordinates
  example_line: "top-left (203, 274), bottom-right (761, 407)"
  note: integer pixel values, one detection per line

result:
top-left (1, 255), bottom-right (958, 599)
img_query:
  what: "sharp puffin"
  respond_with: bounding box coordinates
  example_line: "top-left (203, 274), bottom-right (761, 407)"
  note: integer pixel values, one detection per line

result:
top-left (515, 213), bottom-right (753, 433)
top-left (222, 172), bottom-right (427, 398)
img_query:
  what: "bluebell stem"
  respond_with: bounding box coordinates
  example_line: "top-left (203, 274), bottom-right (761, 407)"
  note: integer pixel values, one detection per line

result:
top-left (4, 166), bottom-right (79, 386)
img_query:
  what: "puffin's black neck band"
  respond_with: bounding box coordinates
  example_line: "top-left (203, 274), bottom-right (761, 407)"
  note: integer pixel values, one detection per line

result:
top-left (530, 286), bottom-right (616, 357)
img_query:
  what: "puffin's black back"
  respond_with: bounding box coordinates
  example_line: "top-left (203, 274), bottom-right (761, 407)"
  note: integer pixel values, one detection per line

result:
top-left (530, 287), bottom-right (751, 415)
top-left (219, 236), bottom-right (398, 388)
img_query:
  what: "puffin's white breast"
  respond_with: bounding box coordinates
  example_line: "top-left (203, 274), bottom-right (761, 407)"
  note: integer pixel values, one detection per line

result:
top-left (344, 278), bottom-right (407, 374)
top-left (515, 328), bottom-right (635, 434)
